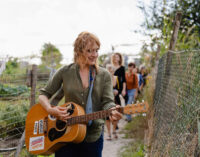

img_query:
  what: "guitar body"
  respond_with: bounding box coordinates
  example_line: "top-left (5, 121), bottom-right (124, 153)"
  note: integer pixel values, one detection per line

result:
top-left (25, 102), bottom-right (86, 155)
top-left (25, 100), bottom-right (149, 155)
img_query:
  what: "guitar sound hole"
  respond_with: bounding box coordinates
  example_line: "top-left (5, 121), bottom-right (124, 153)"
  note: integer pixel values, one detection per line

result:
top-left (56, 120), bottom-right (66, 130)
top-left (48, 128), bottom-right (66, 141)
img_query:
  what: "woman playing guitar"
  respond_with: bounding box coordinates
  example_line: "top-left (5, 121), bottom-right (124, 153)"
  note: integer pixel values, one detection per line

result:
top-left (38, 31), bottom-right (122, 157)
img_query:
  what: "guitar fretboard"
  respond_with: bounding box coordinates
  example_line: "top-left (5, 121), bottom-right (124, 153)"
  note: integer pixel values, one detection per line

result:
top-left (66, 108), bottom-right (122, 126)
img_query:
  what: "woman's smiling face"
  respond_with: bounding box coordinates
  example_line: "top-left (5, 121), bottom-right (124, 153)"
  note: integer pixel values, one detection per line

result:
top-left (82, 41), bottom-right (99, 66)
top-left (113, 54), bottom-right (121, 65)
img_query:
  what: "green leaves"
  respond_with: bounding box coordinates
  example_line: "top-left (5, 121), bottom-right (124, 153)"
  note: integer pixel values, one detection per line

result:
top-left (0, 84), bottom-right (29, 97)
top-left (137, 0), bottom-right (200, 69)
top-left (41, 43), bottom-right (63, 67)
top-left (4, 58), bottom-right (19, 74)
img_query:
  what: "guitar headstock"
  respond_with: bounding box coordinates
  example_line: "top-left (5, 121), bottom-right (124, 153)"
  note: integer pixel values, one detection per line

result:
top-left (123, 100), bottom-right (149, 115)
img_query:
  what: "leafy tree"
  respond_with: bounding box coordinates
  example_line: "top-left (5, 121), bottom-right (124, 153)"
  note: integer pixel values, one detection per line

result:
top-left (41, 43), bottom-right (63, 68)
top-left (178, 0), bottom-right (200, 34)
top-left (3, 57), bottom-right (19, 74)
top-left (137, 0), bottom-right (200, 66)
top-left (138, 0), bottom-right (200, 35)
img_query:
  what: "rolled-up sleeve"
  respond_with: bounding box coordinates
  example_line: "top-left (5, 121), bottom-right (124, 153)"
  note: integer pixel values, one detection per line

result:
top-left (101, 71), bottom-right (116, 110)
top-left (39, 67), bottom-right (63, 99)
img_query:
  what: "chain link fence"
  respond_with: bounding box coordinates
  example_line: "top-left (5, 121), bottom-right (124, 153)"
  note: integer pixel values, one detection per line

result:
top-left (149, 50), bottom-right (200, 157)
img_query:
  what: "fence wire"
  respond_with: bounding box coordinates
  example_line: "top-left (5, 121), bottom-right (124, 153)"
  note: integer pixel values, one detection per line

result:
top-left (150, 50), bottom-right (200, 157)
top-left (0, 72), bottom-right (49, 156)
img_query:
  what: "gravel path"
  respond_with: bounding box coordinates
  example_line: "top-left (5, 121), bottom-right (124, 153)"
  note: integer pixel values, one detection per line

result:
top-left (102, 118), bottom-right (132, 157)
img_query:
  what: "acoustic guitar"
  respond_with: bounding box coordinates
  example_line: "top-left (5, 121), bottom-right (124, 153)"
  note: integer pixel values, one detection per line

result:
top-left (25, 101), bottom-right (149, 155)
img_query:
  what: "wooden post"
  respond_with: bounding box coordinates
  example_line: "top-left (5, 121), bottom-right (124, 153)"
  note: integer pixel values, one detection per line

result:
top-left (30, 64), bottom-right (37, 107)
top-left (15, 64), bottom-right (37, 157)
top-left (14, 132), bottom-right (25, 157)
top-left (169, 12), bottom-right (182, 51)
top-left (26, 68), bottom-right (31, 87)
top-left (165, 12), bottom-right (182, 77)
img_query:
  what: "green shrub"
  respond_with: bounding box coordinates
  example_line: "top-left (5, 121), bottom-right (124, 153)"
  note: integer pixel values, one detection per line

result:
top-left (0, 103), bottom-right (29, 138)
top-left (0, 84), bottom-right (29, 97)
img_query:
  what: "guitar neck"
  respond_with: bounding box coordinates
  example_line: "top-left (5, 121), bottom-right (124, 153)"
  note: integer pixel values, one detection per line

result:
top-left (65, 101), bottom-right (148, 126)
top-left (66, 107), bottom-right (124, 126)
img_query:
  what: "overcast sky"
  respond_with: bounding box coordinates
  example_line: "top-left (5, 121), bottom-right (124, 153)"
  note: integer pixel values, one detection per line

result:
top-left (0, 0), bottom-right (148, 63)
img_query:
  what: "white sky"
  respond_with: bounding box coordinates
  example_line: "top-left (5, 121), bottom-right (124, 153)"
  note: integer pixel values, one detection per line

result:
top-left (0, 0), bottom-right (148, 64)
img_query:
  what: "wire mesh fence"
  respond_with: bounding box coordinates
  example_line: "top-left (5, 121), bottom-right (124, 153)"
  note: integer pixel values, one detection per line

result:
top-left (150, 50), bottom-right (200, 157)
top-left (0, 70), bottom-right (50, 157)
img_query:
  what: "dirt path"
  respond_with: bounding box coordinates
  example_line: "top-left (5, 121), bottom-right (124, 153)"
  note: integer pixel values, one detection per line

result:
top-left (102, 118), bottom-right (132, 157)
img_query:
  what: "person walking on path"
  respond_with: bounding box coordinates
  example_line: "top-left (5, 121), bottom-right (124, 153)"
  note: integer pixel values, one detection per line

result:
top-left (125, 62), bottom-right (138, 122)
top-left (111, 52), bottom-right (127, 131)
top-left (135, 67), bottom-right (143, 94)
top-left (139, 66), bottom-right (148, 92)
top-left (111, 52), bottom-right (127, 104)
top-left (38, 31), bottom-right (122, 157)
top-left (105, 64), bottom-right (121, 140)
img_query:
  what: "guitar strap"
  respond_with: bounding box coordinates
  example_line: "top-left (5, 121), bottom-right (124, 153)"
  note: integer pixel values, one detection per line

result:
top-left (86, 66), bottom-right (96, 126)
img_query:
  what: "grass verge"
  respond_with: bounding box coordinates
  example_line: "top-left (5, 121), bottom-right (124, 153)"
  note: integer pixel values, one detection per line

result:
top-left (119, 115), bottom-right (148, 157)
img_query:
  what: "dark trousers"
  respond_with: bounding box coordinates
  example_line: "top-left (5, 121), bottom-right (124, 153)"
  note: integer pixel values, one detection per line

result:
top-left (55, 134), bottom-right (104, 157)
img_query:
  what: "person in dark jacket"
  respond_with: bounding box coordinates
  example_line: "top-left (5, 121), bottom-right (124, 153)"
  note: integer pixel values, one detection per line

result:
top-left (111, 52), bottom-right (127, 103)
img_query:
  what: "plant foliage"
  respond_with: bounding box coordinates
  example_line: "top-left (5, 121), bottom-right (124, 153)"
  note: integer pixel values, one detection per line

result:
top-left (137, 0), bottom-right (200, 68)
top-left (0, 84), bottom-right (29, 97)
